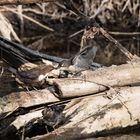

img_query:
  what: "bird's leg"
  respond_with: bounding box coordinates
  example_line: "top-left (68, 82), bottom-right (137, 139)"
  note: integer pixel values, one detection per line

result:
top-left (50, 125), bottom-right (61, 136)
top-left (32, 86), bottom-right (39, 91)
top-left (45, 125), bottom-right (49, 134)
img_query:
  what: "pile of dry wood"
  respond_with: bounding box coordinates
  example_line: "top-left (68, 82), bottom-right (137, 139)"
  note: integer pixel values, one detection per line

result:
top-left (0, 28), bottom-right (140, 140)
top-left (0, 1), bottom-right (140, 140)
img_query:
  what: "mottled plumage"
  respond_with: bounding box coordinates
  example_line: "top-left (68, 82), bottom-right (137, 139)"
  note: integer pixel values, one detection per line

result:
top-left (61, 44), bottom-right (97, 69)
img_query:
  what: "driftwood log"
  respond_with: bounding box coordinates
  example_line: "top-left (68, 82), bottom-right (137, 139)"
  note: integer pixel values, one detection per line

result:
top-left (19, 86), bottom-right (140, 140)
top-left (1, 61), bottom-right (140, 114)
top-left (1, 60), bottom-right (140, 139)
top-left (1, 86), bottom-right (140, 139)
top-left (0, 88), bottom-right (60, 114)
top-left (0, 0), bottom-right (139, 139)
top-left (51, 61), bottom-right (140, 98)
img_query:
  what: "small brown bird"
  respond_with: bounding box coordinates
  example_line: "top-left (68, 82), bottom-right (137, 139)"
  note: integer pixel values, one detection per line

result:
top-left (16, 64), bottom-right (54, 88)
top-left (0, 36), bottom-right (97, 87)
top-left (42, 106), bottom-right (64, 132)
top-left (61, 44), bottom-right (97, 69)
top-left (0, 36), bottom-right (56, 88)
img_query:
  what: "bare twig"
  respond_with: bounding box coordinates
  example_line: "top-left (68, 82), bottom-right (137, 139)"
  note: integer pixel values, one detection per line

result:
top-left (69, 29), bottom-right (84, 38)
top-left (90, 0), bottom-right (109, 19)
top-left (0, 0), bottom-right (54, 5)
top-left (17, 5), bottom-right (24, 40)
top-left (109, 31), bottom-right (140, 36)
top-left (0, 66), bottom-right (4, 78)
top-left (82, 0), bottom-right (90, 16)
top-left (2, 6), bottom-right (54, 32)
top-left (100, 28), bottom-right (135, 60)
top-left (69, 30), bottom-right (140, 38)
top-left (65, 0), bottom-right (138, 61)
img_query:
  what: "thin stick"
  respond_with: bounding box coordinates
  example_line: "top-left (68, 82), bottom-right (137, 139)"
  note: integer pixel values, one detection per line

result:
top-left (100, 28), bottom-right (135, 60)
top-left (109, 31), bottom-right (140, 36)
top-left (66, 0), bottom-right (137, 61)
top-left (2, 6), bottom-right (54, 32)
top-left (0, 0), bottom-right (54, 5)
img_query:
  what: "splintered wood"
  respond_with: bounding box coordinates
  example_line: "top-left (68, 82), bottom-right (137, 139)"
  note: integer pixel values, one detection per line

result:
top-left (29, 86), bottom-right (140, 140)
top-left (1, 61), bottom-right (140, 140)
top-left (52, 62), bottom-right (140, 98)
top-left (0, 1), bottom-right (139, 138)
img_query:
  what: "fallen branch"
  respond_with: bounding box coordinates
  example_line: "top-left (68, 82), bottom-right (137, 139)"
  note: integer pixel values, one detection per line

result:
top-left (29, 86), bottom-right (140, 140)
top-left (52, 61), bottom-right (140, 98)
top-left (99, 28), bottom-right (135, 60)
top-left (0, 88), bottom-right (59, 114)
top-left (1, 61), bottom-right (140, 114)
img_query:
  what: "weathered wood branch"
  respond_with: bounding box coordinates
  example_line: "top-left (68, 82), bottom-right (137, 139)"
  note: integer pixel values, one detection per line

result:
top-left (52, 78), bottom-right (106, 98)
top-left (0, 88), bottom-right (59, 114)
top-left (1, 61), bottom-right (140, 114)
top-left (29, 86), bottom-right (140, 140)
top-left (52, 61), bottom-right (140, 98)
top-left (0, 0), bottom-right (52, 5)
top-left (1, 61), bottom-right (140, 139)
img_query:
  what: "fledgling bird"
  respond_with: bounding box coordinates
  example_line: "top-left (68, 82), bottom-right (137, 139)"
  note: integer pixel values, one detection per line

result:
top-left (0, 36), bottom-right (98, 86)
top-left (16, 64), bottom-right (54, 87)
top-left (0, 36), bottom-right (55, 88)
top-left (41, 106), bottom-right (64, 132)
top-left (61, 44), bottom-right (98, 69)
top-left (73, 45), bottom-right (97, 68)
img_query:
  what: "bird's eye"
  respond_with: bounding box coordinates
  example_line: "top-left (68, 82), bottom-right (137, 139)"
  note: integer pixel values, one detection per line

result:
top-left (81, 50), bottom-right (87, 56)
top-left (81, 52), bottom-right (87, 56)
